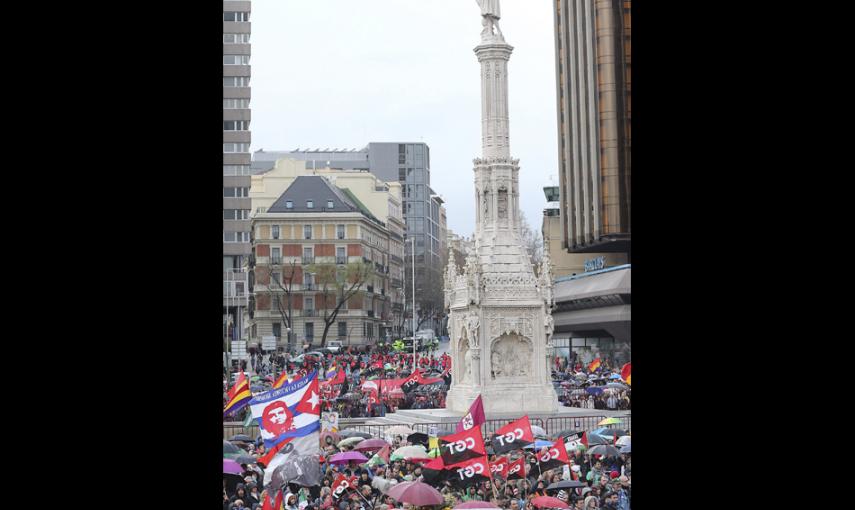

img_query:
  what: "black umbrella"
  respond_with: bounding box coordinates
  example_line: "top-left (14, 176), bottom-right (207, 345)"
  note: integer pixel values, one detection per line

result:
top-left (338, 429), bottom-right (373, 439)
top-left (234, 455), bottom-right (256, 465)
top-left (223, 473), bottom-right (244, 494)
top-left (223, 440), bottom-right (243, 454)
top-left (595, 429), bottom-right (627, 438)
top-left (407, 432), bottom-right (429, 445)
top-left (230, 434), bottom-right (253, 443)
top-left (547, 480), bottom-right (586, 491)
top-left (587, 445), bottom-right (621, 457)
top-left (269, 453), bottom-right (322, 490)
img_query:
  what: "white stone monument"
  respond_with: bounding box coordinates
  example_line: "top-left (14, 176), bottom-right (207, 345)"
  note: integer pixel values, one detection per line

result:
top-left (445, 1), bottom-right (559, 414)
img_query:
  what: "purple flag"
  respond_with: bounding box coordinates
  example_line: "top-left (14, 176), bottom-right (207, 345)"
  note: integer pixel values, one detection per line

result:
top-left (456, 394), bottom-right (486, 433)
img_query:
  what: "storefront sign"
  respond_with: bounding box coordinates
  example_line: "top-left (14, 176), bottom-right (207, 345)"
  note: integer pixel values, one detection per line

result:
top-left (584, 256), bottom-right (606, 272)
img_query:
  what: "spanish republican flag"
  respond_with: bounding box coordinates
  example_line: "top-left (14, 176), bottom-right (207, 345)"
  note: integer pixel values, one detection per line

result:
top-left (621, 362), bottom-right (631, 386)
top-left (588, 358), bottom-right (602, 373)
top-left (224, 371), bottom-right (252, 417)
top-left (272, 370), bottom-right (289, 389)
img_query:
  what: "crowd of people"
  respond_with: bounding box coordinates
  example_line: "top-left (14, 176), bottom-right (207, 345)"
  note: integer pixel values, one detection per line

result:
top-left (224, 429), bottom-right (631, 510)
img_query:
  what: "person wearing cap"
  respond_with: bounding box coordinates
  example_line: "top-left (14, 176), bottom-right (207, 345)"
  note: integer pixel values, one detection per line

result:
top-left (583, 495), bottom-right (600, 509)
top-left (611, 477), bottom-right (630, 510)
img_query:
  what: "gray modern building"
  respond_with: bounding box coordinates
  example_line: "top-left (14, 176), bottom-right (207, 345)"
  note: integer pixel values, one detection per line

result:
top-left (223, 1), bottom-right (252, 350)
top-left (253, 143), bottom-right (446, 333)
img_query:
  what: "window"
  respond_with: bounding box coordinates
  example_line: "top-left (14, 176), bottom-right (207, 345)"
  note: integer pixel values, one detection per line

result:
top-left (271, 247), bottom-right (281, 264)
top-left (338, 322), bottom-right (347, 338)
top-left (223, 99), bottom-right (250, 109)
top-left (304, 272), bottom-right (314, 289)
top-left (223, 33), bottom-right (250, 43)
top-left (223, 165), bottom-right (250, 176)
top-left (223, 231), bottom-right (250, 243)
top-left (366, 323), bottom-right (374, 339)
top-left (327, 200), bottom-right (334, 209)
top-left (272, 225), bottom-right (280, 239)
top-left (271, 271), bottom-right (280, 284)
top-left (399, 168), bottom-right (406, 181)
top-left (305, 296), bottom-right (314, 310)
top-left (224, 11), bottom-right (250, 22)
top-left (305, 323), bottom-right (314, 341)
top-left (223, 55), bottom-right (251, 65)
top-left (223, 209), bottom-right (250, 220)
top-left (272, 323), bottom-right (281, 338)
top-left (304, 225), bottom-right (312, 239)
top-left (303, 247), bottom-right (313, 263)
top-left (223, 76), bottom-right (250, 87)
top-left (223, 143), bottom-right (250, 153)
top-left (336, 247), bottom-right (346, 264)
top-left (223, 187), bottom-right (249, 197)
top-left (306, 200), bottom-right (314, 209)
top-left (223, 120), bottom-right (249, 131)
top-left (285, 200), bottom-right (293, 209)
top-left (337, 224), bottom-right (345, 239)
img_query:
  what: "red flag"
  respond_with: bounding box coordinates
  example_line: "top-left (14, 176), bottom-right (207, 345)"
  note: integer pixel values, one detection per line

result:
top-left (262, 490), bottom-right (283, 510)
top-left (455, 394), bottom-right (486, 433)
top-left (621, 362), bottom-right (631, 385)
top-left (256, 441), bottom-right (287, 468)
top-left (490, 415), bottom-right (534, 454)
top-left (227, 371), bottom-right (247, 400)
top-left (489, 456), bottom-right (510, 480)
top-left (401, 369), bottom-right (422, 394)
top-left (536, 437), bottom-right (571, 472)
top-left (332, 474), bottom-right (357, 499)
top-left (439, 426), bottom-right (487, 466)
top-left (295, 377), bottom-right (321, 416)
top-left (580, 431), bottom-right (589, 448)
top-left (447, 455), bottom-right (492, 486)
top-left (421, 455), bottom-right (447, 485)
top-left (507, 456), bottom-right (526, 480)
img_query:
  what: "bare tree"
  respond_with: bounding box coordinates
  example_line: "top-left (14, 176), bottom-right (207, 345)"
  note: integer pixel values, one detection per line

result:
top-left (267, 260), bottom-right (299, 352)
top-left (307, 261), bottom-right (374, 347)
top-left (519, 211), bottom-right (543, 273)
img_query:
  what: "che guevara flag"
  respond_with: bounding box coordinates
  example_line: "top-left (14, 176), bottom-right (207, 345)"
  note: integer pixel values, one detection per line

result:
top-left (535, 436), bottom-right (571, 472)
top-left (439, 426), bottom-right (487, 466)
top-left (489, 456), bottom-right (510, 480)
top-left (446, 455), bottom-right (492, 487)
top-left (621, 362), bottom-right (631, 385)
top-left (506, 456), bottom-right (526, 480)
top-left (490, 415), bottom-right (534, 454)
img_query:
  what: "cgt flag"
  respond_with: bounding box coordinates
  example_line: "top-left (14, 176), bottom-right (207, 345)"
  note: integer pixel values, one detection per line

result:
top-left (439, 426), bottom-right (487, 466)
top-left (536, 436), bottom-right (571, 472)
top-left (506, 456), bottom-right (526, 480)
top-left (455, 394), bottom-right (486, 433)
top-left (489, 415), bottom-right (534, 454)
top-left (400, 370), bottom-right (423, 394)
top-left (420, 455), bottom-right (447, 486)
top-left (447, 455), bottom-right (492, 487)
top-left (489, 456), bottom-right (510, 480)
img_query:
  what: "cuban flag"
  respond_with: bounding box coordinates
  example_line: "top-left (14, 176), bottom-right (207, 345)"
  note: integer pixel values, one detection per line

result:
top-left (249, 370), bottom-right (321, 449)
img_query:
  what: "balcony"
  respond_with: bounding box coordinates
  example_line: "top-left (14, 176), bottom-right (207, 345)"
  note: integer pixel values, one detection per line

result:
top-left (336, 256), bottom-right (347, 264)
top-left (302, 309), bottom-right (318, 317)
top-left (270, 258), bottom-right (282, 265)
top-left (303, 283), bottom-right (315, 291)
top-left (302, 256), bottom-right (314, 264)
top-left (391, 278), bottom-right (403, 288)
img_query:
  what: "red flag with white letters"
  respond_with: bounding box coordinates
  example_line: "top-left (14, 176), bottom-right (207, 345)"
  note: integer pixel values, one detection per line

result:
top-left (490, 415), bottom-right (534, 454)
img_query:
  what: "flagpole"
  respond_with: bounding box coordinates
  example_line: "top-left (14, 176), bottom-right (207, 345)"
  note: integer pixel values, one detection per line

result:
top-left (411, 236), bottom-right (416, 368)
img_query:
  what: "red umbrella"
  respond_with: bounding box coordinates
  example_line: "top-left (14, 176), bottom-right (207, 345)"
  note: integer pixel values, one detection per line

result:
top-left (386, 481), bottom-right (444, 506)
top-left (354, 438), bottom-right (389, 453)
top-left (531, 496), bottom-right (570, 509)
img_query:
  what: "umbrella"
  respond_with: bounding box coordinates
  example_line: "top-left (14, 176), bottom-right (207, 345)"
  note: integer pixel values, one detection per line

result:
top-left (605, 382), bottom-right (628, 389)
top-left (386, 481), bottom-right (444, 506)
top-left (615, 435), bottom-right (631, 447)
top-left (609, 374), bottom-right (622, 379)
top-left (531, 496), bottom-right (570, 509)
top-left (597, 417), bottom-right (621, 426)
top-left (329, 451), bottom-right (369, 464)
top-left (531, 425), bottom-right (548, 438)
top-left (339, 429), bottom-right (373, 439)
top-left (230, 434), bottom-right (253, 443)
top-left (619, 445), bottom-right (631, 454)
top-left (269, 453), bottom-right (322, 489)
top-left (407, 432), bottom-right (429, 445)
top-left (546, 480), bottom-right (586, 491)
top-left (593, 428), bottom-right (627, 439)
top-left (569, 390), bottom-right (587, 397)
top-left (223, 458), bottom-right (243, 475)
top-left (386, 425), bottom-right (415, 436)
top-left (454, 503), bottom-right (501, 510)
top-left (251, 375), bottom-right (261, 382)
top-left (585, 387), bottom-right (604, 395)
top-left (223, 473), bottom-right (244, 493)
top-left (233, 454), bottom-right (256, 465)
top-left (523, 440), bottom-right (555, 450)
top-left (338, 436), bottom-right (365, 448)
top-left (223, 440), bottom-right (242, 455)
top-left (321, 431), bottom-right (341, 447)
top-left (355, 438), bottom-right (390, 452)
top-left (587, 445), bottom-right (621, 457)
top-left (391, 445), bottom-right (428, 461)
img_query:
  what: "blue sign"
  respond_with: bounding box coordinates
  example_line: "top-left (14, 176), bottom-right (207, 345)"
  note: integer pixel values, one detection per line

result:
top-left (584, 256), bottom-right (606, 272)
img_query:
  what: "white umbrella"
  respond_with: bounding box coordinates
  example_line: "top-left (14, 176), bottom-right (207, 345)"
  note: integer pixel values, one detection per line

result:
top-left (386, 425), bottom-right (415, 436)
top-left (531, 425), bottom-right (548, 438)
top-left (391, 444), bottom-right (428, 460)
top-left (615, 435), bottom-right (631, 447)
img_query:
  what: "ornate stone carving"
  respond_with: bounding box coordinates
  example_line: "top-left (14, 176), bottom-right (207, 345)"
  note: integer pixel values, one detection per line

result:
top-left (486, 308), bottom-right (535, 338)
top-left (490, 334), bottom-right (531, 378)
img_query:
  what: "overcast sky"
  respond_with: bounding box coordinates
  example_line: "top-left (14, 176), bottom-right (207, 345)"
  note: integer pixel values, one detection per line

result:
top-left (250, 0), bottom-right (558, 237)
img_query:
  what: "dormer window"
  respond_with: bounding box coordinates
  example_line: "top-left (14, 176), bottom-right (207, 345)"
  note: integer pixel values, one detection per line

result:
top-left (285, 201), bottom-right (293, 209)
top-left (327, 200), bottom-right (334, 209)
top-left (307, 200), bottom-right (314, 209)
